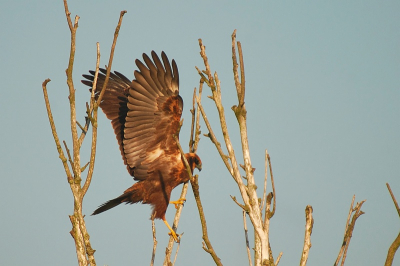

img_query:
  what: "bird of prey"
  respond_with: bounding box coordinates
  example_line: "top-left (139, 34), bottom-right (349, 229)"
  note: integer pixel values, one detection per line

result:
top-left (82, 51), bottom-right (202, 242)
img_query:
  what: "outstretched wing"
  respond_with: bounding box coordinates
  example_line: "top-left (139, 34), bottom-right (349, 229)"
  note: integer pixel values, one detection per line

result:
top-left (124, 51), bottom-right (182, 180)
top-left (82, 68), bottom-right (131, 168)
top-left (82, 51), bottom-right (183, 180)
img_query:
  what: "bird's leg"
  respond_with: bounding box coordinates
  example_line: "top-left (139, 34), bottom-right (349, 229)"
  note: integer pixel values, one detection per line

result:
top-left (162, 217), bottom-right (180, 243)
top-left (170, 198), bottom-right (186, 209)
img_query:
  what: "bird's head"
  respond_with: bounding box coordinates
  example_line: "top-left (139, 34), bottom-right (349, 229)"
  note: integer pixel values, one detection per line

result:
top-left (185, 153), bottom-right (202, 173)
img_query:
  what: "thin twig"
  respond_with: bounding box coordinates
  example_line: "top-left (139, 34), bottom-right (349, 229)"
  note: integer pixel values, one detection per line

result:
top-left (275, 252), bottom-right (283, 266)
top-left (195, 97), bottom-right (233, 176)
top-left (81, 42), bottom-right (100, 196)
top-left (77, 42), bottom-right (100, 146)
top-left (189, 88), bottom-right (197, 151)
top-left (334, 195), bottom-right (355, 266)
top-left (260, 150), bottom-right (268, 212)
top-left (96, 10), bottom-right (127, 106)
top-left (242, 211), bottom-right (252, 266)
top-left (231, 29), bottom-right (241, 104)
top-left (386, 183), bottom-right (400, 217)
top-left (42, 79), bottom-right (73, 183)
top-left (300, 205), bottom-right (313, 266)
top-left (231, 195), bottom-right (249, 212)
top-left (172, 242), bottom-right (181, 266)
top-left (63, 140), bottom-right (74, 174)
top-left (267, 151), bottom-right (276, 218)
top-left (150, 218), bottom-right (157, 266)
top-left (237, 41), bottom-right (245, 107)
top-left (193, 82), bottom-right (203, 153)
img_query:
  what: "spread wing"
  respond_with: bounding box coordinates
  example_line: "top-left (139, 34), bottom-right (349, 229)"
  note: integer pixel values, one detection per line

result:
top-left (82, 51), bottom-right (183, 181)
top-left (82, 68), bottom-right (131, 167)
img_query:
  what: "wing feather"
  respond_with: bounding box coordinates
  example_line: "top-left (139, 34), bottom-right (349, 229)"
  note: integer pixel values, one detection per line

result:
top-left (134, 71), bottom-right (161, 97)
top-left (81, 68), bottom-right (131, 171)
top-left (124, 51), bottom-right (182, 180)
top-left (82, 51), bottom-right (183, 182)
top-left (142, 53), bottom-right (164, 92)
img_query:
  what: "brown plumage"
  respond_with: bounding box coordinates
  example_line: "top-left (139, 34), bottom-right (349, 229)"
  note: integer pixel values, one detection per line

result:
top-left (82, 51), bottom-right (202, 241)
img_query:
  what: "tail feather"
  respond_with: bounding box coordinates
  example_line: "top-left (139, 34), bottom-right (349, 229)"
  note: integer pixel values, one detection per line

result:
top-left (92, 186), bottom-right (143, 215)
top-left (92, 194), bottom-right (127, 215)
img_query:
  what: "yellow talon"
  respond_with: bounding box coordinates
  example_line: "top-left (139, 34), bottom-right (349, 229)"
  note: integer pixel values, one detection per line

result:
top-left (163, 219), bottom-right (180, 243)
top-left (170, 198), bottom-right (186, 209)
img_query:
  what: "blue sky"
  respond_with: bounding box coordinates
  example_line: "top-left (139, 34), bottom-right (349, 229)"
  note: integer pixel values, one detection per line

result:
top-left (1, 1), bottom-right (399, 265)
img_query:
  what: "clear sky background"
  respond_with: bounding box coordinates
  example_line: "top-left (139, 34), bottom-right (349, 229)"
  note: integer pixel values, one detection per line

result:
top-left (1, 1), bottom-right (399, 265)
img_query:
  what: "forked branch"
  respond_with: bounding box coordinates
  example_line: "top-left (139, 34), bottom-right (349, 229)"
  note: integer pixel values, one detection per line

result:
top-left (334, 196), bottom-right (366, 266)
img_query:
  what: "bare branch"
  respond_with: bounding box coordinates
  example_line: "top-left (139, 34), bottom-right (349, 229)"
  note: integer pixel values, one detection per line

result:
top-left (198, 40), bottom-right (214, 88)
top-left (275, 252), bottom-right (283, 266)
top-left (384, 183), bottom-right (400, 266)
top-left (150, 217), bottom-right (157, 266)
top-left (196, 97), bottom-right (233, 176)
top-left (42, 79), bottom-right (73, 183)
top-left (260, 150), bottom-right (268, 212)
top-left (96, 10), bottom-right (127, 106)
top-left (231, 30), bottom-right (241, 104)
top-left (300, 205), bottom-right (313, 266)
top-left (237, 41), bottom-right (245, 107)
top-left (334, 195), bottom-right (355, 266)
top-left (334, 196), bottom-right (366, 266)
top-left (386, 183), bottom-right (400, 217)
top-left (77, 42), bottom-right (100, 146)
top-left (266, 151), bottom-right (276, 219)
top-left (81, 42), bottom-right (100, 196)
top-left (189, 88), bottom-right (197, 151)
top-left (63, 140), bottom-right (74, 173)
top-left (385, 233), bottom-right (400, 266)
top-left (172, 242), bottom-right (181, 266)
top-left (242, 211), bottom-right (253, 266)
top-left (231, 195), bottom-right (249, 212)
top-left (69, 214), bottom-right (87, 266)
top-left (62, 0), bottom-right (81, 185)
top-left (173, 135), bottom-right (222, 266)
top-left (193, 82), bottom-right (203, 153)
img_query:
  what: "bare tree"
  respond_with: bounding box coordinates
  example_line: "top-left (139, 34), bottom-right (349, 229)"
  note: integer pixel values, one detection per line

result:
top-left (192, 31), bottom-right (368, 266)
top-left (42, 0), bottom-right (126, 265)
top-left (194, 30), bottom-right (277, 265)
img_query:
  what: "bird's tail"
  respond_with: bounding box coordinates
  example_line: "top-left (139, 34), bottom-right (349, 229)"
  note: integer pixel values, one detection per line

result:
top-left (92, 195), bottom-right (125, 215)
top-left (92, 185), bottom-right (143, 215)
